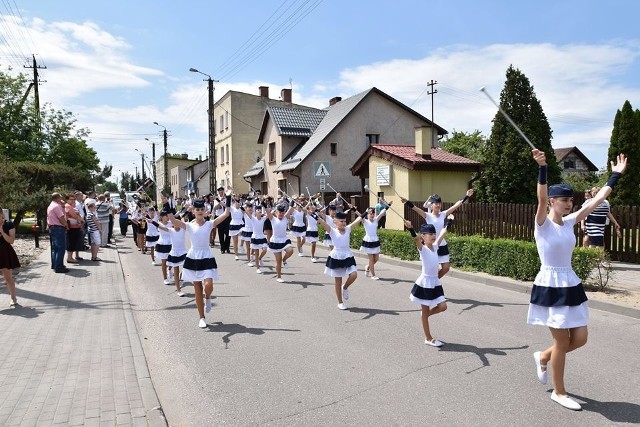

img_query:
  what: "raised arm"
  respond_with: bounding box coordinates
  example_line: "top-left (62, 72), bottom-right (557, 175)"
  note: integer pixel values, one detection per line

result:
top-left (213, 192), bottom-right (232, 226)
top-left (532, 149), bottom-right (549, 226)
top-left (436, 215), bottom-right (454, 247)
top-left (167, 213), bottom-right (186, 230)
top-left (400, 196), bottom-right (427, 220)
top-left (404, 219), bottom-right (423, 250)
top-left (444, 189), bottom-right (474, 215)
top-left (575, 154), bottom-right (627, 223)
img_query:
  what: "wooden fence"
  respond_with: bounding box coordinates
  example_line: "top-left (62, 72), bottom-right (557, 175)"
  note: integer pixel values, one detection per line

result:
top-left (403, 201), bottom-right (640, 264)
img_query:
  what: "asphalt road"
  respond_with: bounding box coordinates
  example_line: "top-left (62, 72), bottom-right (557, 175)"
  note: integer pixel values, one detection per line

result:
top-left (116, 235), bottom-right (640, 426)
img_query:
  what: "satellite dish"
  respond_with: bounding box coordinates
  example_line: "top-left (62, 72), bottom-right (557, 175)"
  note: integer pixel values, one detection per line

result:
top-left (253, 150), bottom-right (262, 162)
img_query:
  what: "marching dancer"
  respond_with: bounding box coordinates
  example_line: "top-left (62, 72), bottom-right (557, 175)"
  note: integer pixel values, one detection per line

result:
top-left (360, 206), bottom-right (387, 280)
top-left (248, 205), bottom-right (269, 273)
top-left (529, 150), bottom-right (627, 411)
top-left (404, 218), bottom-right (452, 347)
top-left (305, 202), bottom-right (320, 262)
top-left (315, 210), bottom-right (363, 310)
top-left (401, 188), bottom-right (474, 278)
top-left (149, 211), bottom-right (173, 285)
top-left (228, 196), bottom-right (245, 260)
top-left (240, 202), bottom-right (254, 264)
top-left (168, 193), bottom-right (231, 328)
top-left (322, 205), bottom-right (336, 249)
top-left (290, 197), bottom-right (307, 257)
top-left (145, 207), bottom-right (160, 265)
top-left (266, 202), bottom-right (294, 283)
top-left (166, 212), bottom-right (188, 297)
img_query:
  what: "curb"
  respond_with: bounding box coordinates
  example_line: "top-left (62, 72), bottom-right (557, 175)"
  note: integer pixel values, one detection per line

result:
top-left (113, 241), bottom-right (168, 426)
top-left (311, 243), bottom-right (640, 320)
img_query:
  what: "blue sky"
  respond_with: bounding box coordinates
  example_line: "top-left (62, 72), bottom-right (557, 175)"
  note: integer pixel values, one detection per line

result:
top-left (2, 0), bottom-right (639, 184)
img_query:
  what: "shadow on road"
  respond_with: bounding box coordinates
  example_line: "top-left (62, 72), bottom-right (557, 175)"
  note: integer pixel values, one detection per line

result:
top-left (569, 393), bottom-right (640, 423)
top-left (345, 306), bottom-right (420, 322)
top-left (206, 321), bottom-right (300, 349)
top-left (0, 305), bottom-right (43, 318)
top-left (447, 298), bottom-right (528, 315)
top-left (437, 342), bottom-right (529, 373)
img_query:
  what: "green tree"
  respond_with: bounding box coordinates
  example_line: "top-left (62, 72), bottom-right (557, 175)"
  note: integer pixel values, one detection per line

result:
top-left (438, 130), bottom-right (485, 162)
top-left (476, 65), bottom-right (561, 203)
top-left (607, 101), bottom-right (640, 206)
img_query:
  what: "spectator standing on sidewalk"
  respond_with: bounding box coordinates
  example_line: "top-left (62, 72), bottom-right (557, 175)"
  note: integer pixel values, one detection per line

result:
top-left (374, 197), bottom-right (391, 229)
top-left (85, 201), bottom-right (102, 261)
top-left (95, 194), bottom-right (111, 248)
top-left (0, 208), bottom-right (20, 307)
top-left (117, 202), bottom-right (129, 236)
top-left (65, 193), bottom-right (85, 264)
top-left (582, 186), bottom-right (622, 249)
top-left (105, 192), bottom-right (115, 244)
top-left (47, 193), bottom-right (69, 273)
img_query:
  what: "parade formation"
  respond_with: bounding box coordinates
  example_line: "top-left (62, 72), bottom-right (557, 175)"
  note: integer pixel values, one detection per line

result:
top-left (98, 150), bottom-right (628, 413)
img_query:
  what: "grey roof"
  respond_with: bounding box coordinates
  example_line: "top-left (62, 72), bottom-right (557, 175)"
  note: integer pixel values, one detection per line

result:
top-left (243, 158), bottom-right (264, 178)
top-left (275, 89), bottom-right (372, 172)
top-left (269, 106), bottom-right (327, 137)
top-left (274, 87), bottom-right (447, 173)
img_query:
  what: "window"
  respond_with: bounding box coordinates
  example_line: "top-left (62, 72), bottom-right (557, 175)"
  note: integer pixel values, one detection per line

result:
top-left (225, 144), bottom-right (229, 164)
top-left (220, 115), bottom-right (224, 133)
top-left (330, 142), bottom-right (337, 156)
top-left (220, 146), bottom-right (225, 165)
top-left (366, 134), bottom-right (379, 145)
top-left (564, 160), bottom-right (575, 169)
top-left (225, 112), bottom-right (229, 129)
top-left (268, 142), bottom-right (276, 163)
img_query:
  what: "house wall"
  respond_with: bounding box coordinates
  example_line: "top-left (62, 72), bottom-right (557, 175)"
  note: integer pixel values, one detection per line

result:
top-left (559, 152), bottom-right (594, 175)
top-left (367, 157), bottom-right (475, 230)
top-left (299, 91), bottom-right (433, 195)
top-left (155, 157), bottom-right (198, 200)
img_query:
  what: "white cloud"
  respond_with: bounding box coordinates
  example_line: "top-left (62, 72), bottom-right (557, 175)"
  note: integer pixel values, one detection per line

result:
top-left (333, 42), bottom-right (640, 167)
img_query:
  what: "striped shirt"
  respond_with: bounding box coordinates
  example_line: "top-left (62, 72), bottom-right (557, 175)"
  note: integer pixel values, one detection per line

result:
top-left (86, 212), bottom-right (99, 232)
top-left (585, 200), bottom-right (610, 237)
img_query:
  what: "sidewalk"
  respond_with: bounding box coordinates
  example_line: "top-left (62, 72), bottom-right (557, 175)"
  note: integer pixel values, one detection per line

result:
top-left (0, 241), bottom-right (166, 426)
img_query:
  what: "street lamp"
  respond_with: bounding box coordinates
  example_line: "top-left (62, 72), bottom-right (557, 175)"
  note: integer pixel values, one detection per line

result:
top-left (153, 122), bottom-right (170, 195)
top-left (189, 67), bottom-right (218, 192)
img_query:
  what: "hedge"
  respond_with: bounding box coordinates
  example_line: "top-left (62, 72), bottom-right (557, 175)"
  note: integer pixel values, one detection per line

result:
top-left (317, 225), bottom-right (603, 283)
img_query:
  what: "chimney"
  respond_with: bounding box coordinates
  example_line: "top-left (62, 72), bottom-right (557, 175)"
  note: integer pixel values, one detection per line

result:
top-left (329, 96), bottom-right (342, 106)
top-left (281, 88), bottom-right (292, 103)
top-left (415, 126), bottom-right (433, 159)
top-left (259, 86), bottom-right (269, 98)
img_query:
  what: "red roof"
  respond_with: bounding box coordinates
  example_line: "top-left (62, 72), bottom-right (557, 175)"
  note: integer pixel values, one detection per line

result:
top-left (375, 144), bottom-right (479, 165)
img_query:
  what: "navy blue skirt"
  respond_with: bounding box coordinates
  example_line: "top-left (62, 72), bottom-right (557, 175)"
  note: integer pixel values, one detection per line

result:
top-left (155, 243), bottom-right (171, 254)
top-left (183, 257), bottom-right (218, 271)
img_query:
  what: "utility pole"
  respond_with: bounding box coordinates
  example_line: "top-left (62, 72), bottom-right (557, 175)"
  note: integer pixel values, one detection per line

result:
top-left (189, 68), bottom-right (218, 192)
top-left (23, 54), bottom-right (46, 126)
top-left (427, 79), bottom-right (438, 147)
top-left (153, 122), bottom-right (170, 195)
top-left (145, 138), bottom-right (157, 199)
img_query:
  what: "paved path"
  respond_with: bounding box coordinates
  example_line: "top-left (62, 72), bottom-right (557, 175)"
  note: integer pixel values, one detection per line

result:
top-left (0, 242), bottom-right (166, 426)
top-left (118, 235), bottom-right (640, 426)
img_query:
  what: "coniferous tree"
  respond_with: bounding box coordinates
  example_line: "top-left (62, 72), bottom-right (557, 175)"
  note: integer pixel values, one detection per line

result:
top-left (476, 65), bottom-right (561, 203)
top-left (607, 101), bottom-right (640, 206)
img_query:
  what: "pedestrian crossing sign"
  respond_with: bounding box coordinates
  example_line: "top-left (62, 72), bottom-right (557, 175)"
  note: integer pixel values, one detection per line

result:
top-left (313, 161), bottom-right (331, 177)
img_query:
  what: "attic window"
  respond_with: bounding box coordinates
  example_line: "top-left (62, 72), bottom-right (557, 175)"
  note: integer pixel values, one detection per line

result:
top-left (268, 142), bottom-right (276, 163)
top-left (563, 160), bottom-right (575, 169)
top-left (366, 134), bottom-right (379, 145)
top-left (330, 142), bottom-right (337, 156)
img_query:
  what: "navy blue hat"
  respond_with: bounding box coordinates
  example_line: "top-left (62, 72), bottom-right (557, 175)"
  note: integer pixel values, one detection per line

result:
top-left (327, 204), bottom-right (337, 211)
top-left (548, 184), bottom-right (574, 198)
top-left (429, 194), bottom-right (442, 203)
top-left (216, 187), bottom-right (225, 192)
top-left (254, 204), bottom-right (263, 210)
top-left (159, 210), bottom-right (168, 217)
top-left (193, 199), bottom-right (205, 208)
top-left (276, 205), bottom-right (286, 212)
top-left (335, 211), bottom-right (347, 220)
top-left (420, 224), bottom-right (436, 234)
